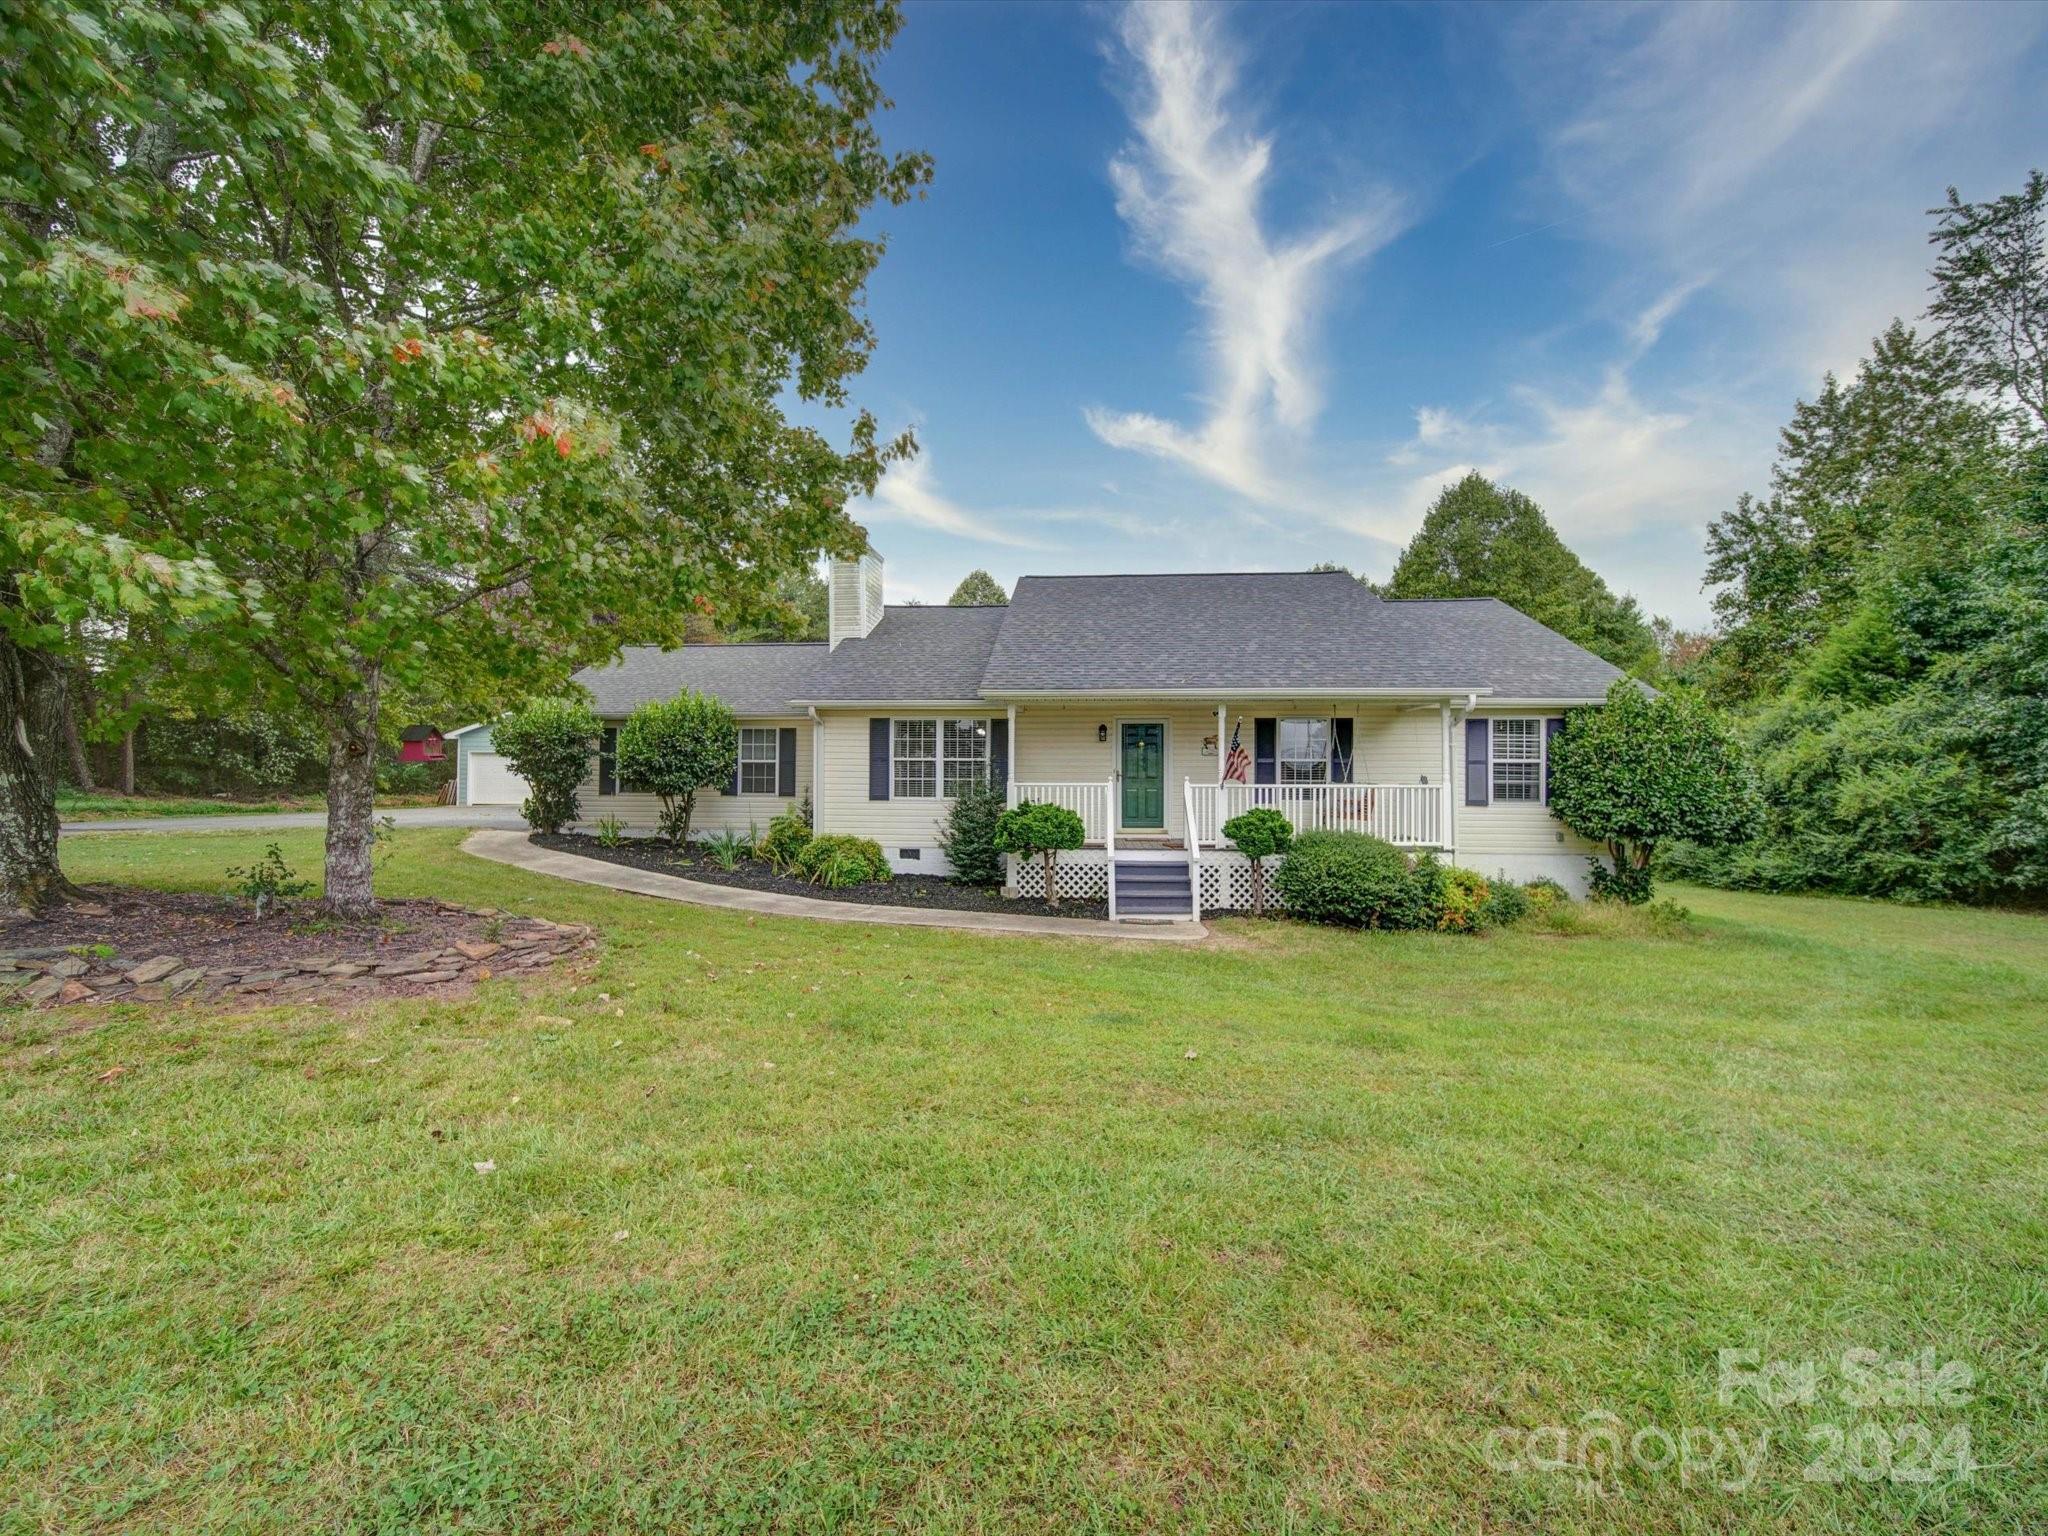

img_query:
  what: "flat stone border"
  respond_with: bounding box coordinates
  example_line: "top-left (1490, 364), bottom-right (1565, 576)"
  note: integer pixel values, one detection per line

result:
top-left (463, 831), bottom-right (1208, 943)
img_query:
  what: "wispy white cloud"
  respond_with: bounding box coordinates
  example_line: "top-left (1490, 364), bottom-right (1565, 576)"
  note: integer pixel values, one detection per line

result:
top-left (1087, 0), bottom-right (1404, 503)
top-left (855, 450), bottom-right (1053, 552)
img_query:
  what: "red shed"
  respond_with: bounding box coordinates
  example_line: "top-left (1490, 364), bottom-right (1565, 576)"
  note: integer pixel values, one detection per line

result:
top-left (398, 724), bottom-right (446, 763)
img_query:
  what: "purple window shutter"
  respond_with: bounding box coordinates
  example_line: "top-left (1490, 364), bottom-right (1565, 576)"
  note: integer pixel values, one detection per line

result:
top-left (1329, 717), bottom-right (1353, 783)
top-left (1465, 718), bottom-right (1489, 806)
top-left (777, 727), bottom-right (798, 797)
top-left (1253, 717), bottom-right (1277, 785)
top-left (869, 718), bottom-right (891, 800)
top-left (989, 717), bottom-right (1008, 794)
top-left (1543, 716), bottom-right (1563, 803)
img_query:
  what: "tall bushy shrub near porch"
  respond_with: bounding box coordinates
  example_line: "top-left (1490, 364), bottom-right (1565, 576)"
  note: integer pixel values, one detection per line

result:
top-left (939, 780), bottom-right (1006, 886)
top-left (493, 699), bottom-right (599, 835)
top-left (993, 800), bottom-right (1085, 907)
top-left (616, 691), bottom-right (738, 849)
top-left (1548, 679), bottom-right (1759, 903)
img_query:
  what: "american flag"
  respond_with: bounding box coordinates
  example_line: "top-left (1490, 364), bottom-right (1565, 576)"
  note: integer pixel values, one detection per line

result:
top-left (1223, 718), bottom-right (1251, 783)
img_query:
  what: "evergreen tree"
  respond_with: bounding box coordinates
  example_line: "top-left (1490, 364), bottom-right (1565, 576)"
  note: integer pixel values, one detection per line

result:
top-left (1386, 473), bottom-right (1657, 672)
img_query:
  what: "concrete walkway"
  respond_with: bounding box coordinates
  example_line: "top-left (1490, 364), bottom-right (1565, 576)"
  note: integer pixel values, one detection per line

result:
top-left (62, 806), bottom-right (526, 835)
top-left (462, 830), bottom-right (1209, 943)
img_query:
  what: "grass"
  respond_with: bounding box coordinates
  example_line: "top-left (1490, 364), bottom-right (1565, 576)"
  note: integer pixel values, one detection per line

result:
top-left (57, 789), bottom-right (446, 820)
top-left (4, 826), bottom-right (2044, 1533)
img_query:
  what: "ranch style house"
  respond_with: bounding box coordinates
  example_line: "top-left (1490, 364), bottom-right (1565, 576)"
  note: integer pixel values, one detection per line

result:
top-left (453, 552), bottom-right (1626, 919)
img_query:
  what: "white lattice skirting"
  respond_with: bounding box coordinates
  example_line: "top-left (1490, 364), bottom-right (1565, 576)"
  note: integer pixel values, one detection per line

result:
top-left (1010, 853), bottom-right (1110, 902)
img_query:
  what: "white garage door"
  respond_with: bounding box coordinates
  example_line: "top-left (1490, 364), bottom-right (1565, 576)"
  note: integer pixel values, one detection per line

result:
top-left (466, 752), bottom-right (529, 806)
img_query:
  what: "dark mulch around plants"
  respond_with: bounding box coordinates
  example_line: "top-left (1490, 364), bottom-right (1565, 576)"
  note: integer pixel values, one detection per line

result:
top-left (1, 886), bottom-right (594, 1011)
top-left (532, 833), bottom-right (1111, 921)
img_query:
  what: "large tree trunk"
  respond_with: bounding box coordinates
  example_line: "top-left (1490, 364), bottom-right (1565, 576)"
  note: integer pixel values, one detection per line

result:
top-left (323, 687), bottom-right (382, 917)
top-left (1, 636), bottom-right (78, 913)
top-left (119, 725), bottom-right (136, 795)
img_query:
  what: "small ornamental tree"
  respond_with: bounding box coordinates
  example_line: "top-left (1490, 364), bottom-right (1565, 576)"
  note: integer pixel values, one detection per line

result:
top-left (1547, 680), bottom-right (1760, 903)
top-left (492, 699), bottom-right (599, 835)
top-left (1222, 806), bottom-right (1293, 915)
top-left (993, 800), bottom-right (1086, 907)
top-left (615, 692), bottom-right (738, 849)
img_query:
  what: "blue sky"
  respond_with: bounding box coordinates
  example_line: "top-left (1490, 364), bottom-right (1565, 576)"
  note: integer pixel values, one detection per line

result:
top-left (831, 0), bottom-right (2048, 624)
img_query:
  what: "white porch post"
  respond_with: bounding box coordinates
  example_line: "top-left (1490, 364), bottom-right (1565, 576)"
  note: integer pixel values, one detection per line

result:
top-left (1216, 704), bottom-right (1226, 784)
top-left (1440, 700), bottom-right (1455, 856)
top-left (1005, 704), bottom-right (1017, 809)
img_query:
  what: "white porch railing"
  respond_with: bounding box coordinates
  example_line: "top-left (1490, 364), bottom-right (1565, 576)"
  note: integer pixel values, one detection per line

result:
top-left (1190, 781), bottom-right (1447, 848)
top-left (1012, 781), bottom-right (1114, 847)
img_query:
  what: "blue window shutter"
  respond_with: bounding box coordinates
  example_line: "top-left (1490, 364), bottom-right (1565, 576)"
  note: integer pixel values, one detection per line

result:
top-left (1543, 716), bottom-right (1563, 803)
top-left (1329, 717), bottom-right (1353, 783)
top-left (1465, 718), bottom-right (1489, 806)
top-left (989, 717), bottom-right (1008, 793)
top-left (1253, 717), bottom-right (1277, 785)
top-left (869, 717), bottom-right (891, 800)
top-left (778, 727), bottom-right (797, 797)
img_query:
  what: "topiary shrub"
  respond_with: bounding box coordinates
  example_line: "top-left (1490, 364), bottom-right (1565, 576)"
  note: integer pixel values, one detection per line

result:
top-left (615, 691), bottom-right (739, 850)
top-left (1221, 806), bottom-right (1293, 916)
top-left (1271, 831), bottom-right (1434, 929)
top-left (491, 698), bottom-right (599, 834)
top-left (791, 833), bottom-right (891, 888)
top-left (758, 798), bottom-right (813, 873)
top-left (993, 800), bottom-right (1087, 907)
top-left (938, 780), bottom-right (1006, 887)
top-left (1548, 679), bottom-right (1760, 903)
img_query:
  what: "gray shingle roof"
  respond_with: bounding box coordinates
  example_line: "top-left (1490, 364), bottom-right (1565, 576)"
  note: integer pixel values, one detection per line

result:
top-left (795, 605), bottom-right (1007, 701)
top-left (566, 577), bottom-right (1627, 715)
top-left (977, 572), bottom-right (1623, 699)
top-left (571, 643), bottom-right (826, 717)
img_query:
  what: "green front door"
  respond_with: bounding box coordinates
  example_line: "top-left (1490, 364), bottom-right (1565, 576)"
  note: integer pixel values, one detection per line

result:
top-left (1120, 722), bottom-right (1165, 829)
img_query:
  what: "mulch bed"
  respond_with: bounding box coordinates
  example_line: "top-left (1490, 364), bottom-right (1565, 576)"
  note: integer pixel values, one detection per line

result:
top-left (0, 887), bottom-right (596, 1011)
top-left (532, 833), bottom-right (1111, 921)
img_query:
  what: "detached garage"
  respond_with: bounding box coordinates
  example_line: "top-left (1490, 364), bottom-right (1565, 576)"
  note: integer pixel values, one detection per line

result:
top-left (450, 725), bottom-right (528, 807)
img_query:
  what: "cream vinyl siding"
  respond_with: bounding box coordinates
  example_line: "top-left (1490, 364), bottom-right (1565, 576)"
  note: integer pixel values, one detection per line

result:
top-left (812, 708), bottom-right (988, 852)
top-left (578, 716), bottom-right (810, 838)
top-left (1454, 708), bottom-right (1600, 860)
top-left (1011, 703), bottom-right (1450, 841)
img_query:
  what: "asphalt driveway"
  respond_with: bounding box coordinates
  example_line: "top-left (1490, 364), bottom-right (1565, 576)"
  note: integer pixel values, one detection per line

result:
top-left (60, 806), bottom-right (527, 835)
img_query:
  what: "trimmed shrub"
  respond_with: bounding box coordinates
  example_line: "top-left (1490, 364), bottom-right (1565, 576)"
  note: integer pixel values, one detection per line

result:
top-left (1271, 831), bottom-right (1435, 929)
top-left (993, 800), bottom-right (1087, 908)
top-left (791, 834), bottom-right (891, 888)
top-left (1480, 878), bottom-right (1530, 928)
top-left (492, 698), bottom-right (599, 834)
top-left (938, 780), bottom-right (1006, 887)
top-left (758, 799), bottom-right (813, 872)
top-left (615, 691), bottom-right (739, 850)
top-left (1222, 806), bottom-right (1293, 916)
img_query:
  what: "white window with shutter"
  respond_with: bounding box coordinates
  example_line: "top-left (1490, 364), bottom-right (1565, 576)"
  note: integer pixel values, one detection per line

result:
top-left (1491, 718), bottom-right (1543, 803)
top-left (738, 728), bottom-right (779, 794)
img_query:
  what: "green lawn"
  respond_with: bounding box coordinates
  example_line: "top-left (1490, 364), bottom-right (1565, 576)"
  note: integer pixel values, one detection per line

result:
top-left (5, 827), bottom-right (2044, 1533)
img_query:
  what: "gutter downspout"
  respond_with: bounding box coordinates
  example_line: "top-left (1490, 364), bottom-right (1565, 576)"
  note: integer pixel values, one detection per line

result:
top-left (806, 707), bottom-right (822, 829)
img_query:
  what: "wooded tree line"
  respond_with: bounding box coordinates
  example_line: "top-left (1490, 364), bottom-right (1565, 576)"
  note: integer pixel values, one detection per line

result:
top-left (3, 0), bottom-right (928, 912)
top-left (1664, 173), bottom-right (2047, 903)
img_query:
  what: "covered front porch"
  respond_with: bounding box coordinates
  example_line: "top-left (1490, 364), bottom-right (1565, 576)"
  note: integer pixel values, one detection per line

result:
top-left (999, 696), bottom-right (1464, 853)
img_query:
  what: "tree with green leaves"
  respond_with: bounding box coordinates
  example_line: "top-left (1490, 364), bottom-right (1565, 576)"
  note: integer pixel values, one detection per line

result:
top-left (3, 0), bottom-right (929, 915)
top-left (948, 570), bottom-right (1007, 606)
top-left (993, 800), bottom-right (1085, 907)
top-left (1929, 171), bottom-right (2047, 439)
top-left (491, 698), bottom-right (598, 836)
top-left (615, 692), bottom-right (737, 850)
top-left (1221, 806), bottom-right (1292, 916)
top-left (1548, 681), bottom-right (1759, 903)
top-left (1386, 473), bottom-right (1657, 673)
top-left (722, 566), bottom-right (830, 642)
